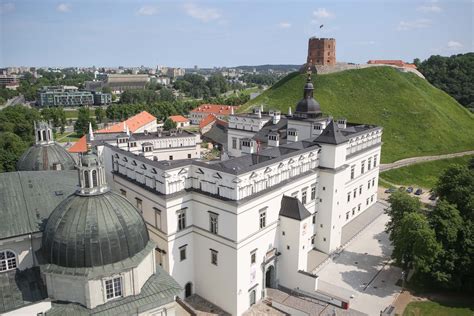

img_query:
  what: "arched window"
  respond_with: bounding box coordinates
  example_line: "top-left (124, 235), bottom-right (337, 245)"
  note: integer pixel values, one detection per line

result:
top-left (84, 170), bottom-right (90, 188)
top-left (37, 130), bottom-right (41, 141)
top-left (92, 170), bottom-right (98, 187)
top-left (42, 130), bottom-right (46, 141)
top-left (0, 250), bottom-right (17, 271)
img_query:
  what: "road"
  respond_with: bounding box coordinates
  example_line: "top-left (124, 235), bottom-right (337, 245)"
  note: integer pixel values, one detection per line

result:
top-left (0, 95), bottom-right (26, 110)
top-left (380, 150), bottom-right (474, 172)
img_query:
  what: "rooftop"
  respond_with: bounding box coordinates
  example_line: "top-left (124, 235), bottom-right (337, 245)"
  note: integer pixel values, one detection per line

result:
top-left (191, 104), bottom-right (238, 115)
top-left (169, 115), bottom-right (189, 123)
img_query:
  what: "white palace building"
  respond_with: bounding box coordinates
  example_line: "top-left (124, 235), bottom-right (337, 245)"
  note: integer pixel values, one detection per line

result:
top-left (99, 74), bottom-right (383, 315)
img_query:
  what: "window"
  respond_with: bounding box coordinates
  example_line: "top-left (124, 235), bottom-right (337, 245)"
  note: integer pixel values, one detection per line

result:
top-left (105, 277), bottom-right (122, 300)
top-left (359, 185), bottom-right (363, 195)
top-left (259, 210), bottom-right (266, 229)
top-left (92, 170), bottom-right (98, 186)
top-left (358, 204), bottom-right (361, 212)
top-left (209, 213), bottom-right (218, 234)
top-left (311, 235), bottom-right (316, 245)
top-left (302, 191), bottom-right (307, 204)
top-left (154, 207), bottom-right (162, 230)
top-left (250, 250), bottom-right (256, 265)
top-left (368, 157), bottom-right (372, 170)
top-left (346, 212), bottom-right (349, 220)
top-left (311, 186), bottom-right (316, 200)
top-left (361, 161), bottom-right (365, 174)
top-left (352, 207), bottom-right (356, 216)
top-left (366, 198), bottom-right (369, 206)
top-left (372, 178), bottom-right (375, 187)
top-left (135, 198), bottom-right (142, 213)
top-left (84, 170), bottom-right (90, 188)
top-left (374, 155), bottom-right (378, 168)
top-left (353, 189), bottom-right (357, 198)
top-left (169, 155), bottom-right (173, 160)
top-left (312, 214), bottom-right (316, 224)
top-left (347, 192), bottom-right (351, 202)
top-left (0, 250), bottom-right (17, 272)
top-left (211, 249), bottom-right (218, 265)
top-left (179, 246), bottom-right (187, 261)
top-left (350, 165), bottom-right (355, 179)
top-left (188, 154), bottom-right (192, 159)
top-left (232, 138), bottom-right (237, 149)
top-left (371, 195), bottom-right (374, 202)
top-left (177, 210), bottom-right (186, 231)
top-left (120, 189), bottom-right (127, 197)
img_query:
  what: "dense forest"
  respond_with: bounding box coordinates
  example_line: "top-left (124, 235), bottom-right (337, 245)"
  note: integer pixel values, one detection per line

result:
top-left (416, 53), bottom-right (474, 111)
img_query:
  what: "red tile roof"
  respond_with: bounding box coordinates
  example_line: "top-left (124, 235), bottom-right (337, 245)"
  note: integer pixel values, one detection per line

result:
top-left (68, 111), bottom-right (156, 153)
top-left (199, 114), bottom-right (217, 129)
top-left (367, 60), bottom-right (417, 69)
top-left (169, 115), bottom-right (189, 123)
top-left (191, 104), bottom-right (238, 115)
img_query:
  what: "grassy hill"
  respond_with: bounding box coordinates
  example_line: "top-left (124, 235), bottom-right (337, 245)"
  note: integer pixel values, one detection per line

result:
top-left (241, 67), bottom-right (474, 163)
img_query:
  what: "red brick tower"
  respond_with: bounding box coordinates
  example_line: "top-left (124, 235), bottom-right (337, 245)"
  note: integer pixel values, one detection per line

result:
top-left (307, 37), bottom-right (336, 67)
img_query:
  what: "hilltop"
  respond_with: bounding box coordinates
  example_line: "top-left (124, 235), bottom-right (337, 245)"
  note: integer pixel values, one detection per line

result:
top-left (241, 67), bottom-right (474, 163)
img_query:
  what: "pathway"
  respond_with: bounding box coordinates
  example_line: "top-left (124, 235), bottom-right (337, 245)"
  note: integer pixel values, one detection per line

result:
top-left (380, 150), bottom-right (474, 172)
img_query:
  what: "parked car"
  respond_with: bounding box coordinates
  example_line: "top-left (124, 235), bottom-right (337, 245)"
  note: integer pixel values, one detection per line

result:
top-left (415, 188), bottom-right (423, 195)
top-left (399, 186), bottom-right (406, 192)
top-left (384, 188), bottom-right (396, 193)
top-left (406, 187), bottom-right (414, 193)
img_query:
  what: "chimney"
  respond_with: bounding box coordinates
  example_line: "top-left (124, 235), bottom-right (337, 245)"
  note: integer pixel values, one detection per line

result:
top-left (287, 128), bottom-right (298, 142)
top-left (241, 138), bottom-right (256, 154)
top-left (272, 111), bottom-right (281, 124)
top-left (337, 118), bottom-right (347, 129)
top-left (268, 132), bottom-right (279, 147)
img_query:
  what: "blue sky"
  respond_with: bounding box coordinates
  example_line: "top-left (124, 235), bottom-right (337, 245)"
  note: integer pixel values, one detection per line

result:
top-left (0, 0), bottom-right (472, 68)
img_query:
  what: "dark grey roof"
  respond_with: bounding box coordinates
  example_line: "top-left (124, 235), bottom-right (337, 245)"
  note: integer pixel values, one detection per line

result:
top-left (280, 195), bottom-right (312, 221)
top-left (252, 117), bottom-right (288, 145)
top-left (42, 190), bottom-right (149, 268)
top-left (0, 267), bottom-right (47, 313)
top-left (0, 171), bottom-right (78, 240)
top-left (17, 143), bottom-right (76, 171)
top-left (295, 79), bottom-right (322, 116)
top-left (45, 266), bottom-right (182, 316)
top-left (315, 120), bottom-right (348, 145)
top-left (203, 123), bottom-right (228, 148)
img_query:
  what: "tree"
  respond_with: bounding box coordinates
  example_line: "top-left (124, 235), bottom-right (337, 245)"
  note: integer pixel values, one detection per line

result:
top-left (0, 132), bottom-right (28, 172)
top-left (74, 107), bottom-right (97, 136)
top-left (385, 191), bottom-right (421, 234)
top-left (95, 107), bottom-right (106, 123)
top-left (163, 118), bottom-right (177, 131)
top-left (391, 212), bottom-right (441, 272)
top-left (434, 164), bottom-right (474, 220)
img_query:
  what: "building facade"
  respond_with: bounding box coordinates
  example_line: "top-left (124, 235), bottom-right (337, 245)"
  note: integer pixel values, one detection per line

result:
top-left (101, 76), bottom-right (383, 315)
top-left (190, 104), bottom-right (238, 125)
top-left (36, 85), bottom-right (96, 107)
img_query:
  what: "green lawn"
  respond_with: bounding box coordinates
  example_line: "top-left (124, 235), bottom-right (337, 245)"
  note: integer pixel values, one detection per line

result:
top-left (55, 132), bottom-right (81, 143)
top-left (64, 110), bottom-right (78, 118)
top-left (380, 155), bottom-right (472, 189)
top-left (403, 301), bottom-right (473, 316)
top-left (241, 67), bottom-right (474, 163)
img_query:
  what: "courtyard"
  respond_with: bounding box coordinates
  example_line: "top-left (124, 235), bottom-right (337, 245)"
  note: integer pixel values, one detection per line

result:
top-left (315, 212), bottom-right (402, 315)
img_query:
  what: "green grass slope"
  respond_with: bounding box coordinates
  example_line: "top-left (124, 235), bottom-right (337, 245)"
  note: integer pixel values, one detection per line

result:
top-left (380, 155), bottom-right (473, 188)
top-left (241, 67), bottom-right (474, 163)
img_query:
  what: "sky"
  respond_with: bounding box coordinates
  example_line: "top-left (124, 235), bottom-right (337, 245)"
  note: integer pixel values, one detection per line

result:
top-left (0, 0), bottom-right (472, 68)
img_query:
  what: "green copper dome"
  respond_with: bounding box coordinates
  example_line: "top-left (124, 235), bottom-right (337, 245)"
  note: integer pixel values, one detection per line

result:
top-left (17, 143), bottom-right (76, 171)
top-left (41, 190), bottom-right (149, 268)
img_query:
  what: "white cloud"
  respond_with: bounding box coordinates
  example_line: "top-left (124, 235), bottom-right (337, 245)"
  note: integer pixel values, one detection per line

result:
top-left (137, 5), bottom-right (159, 16)
top-left (447, 41), bottom-right (463, 49)
top-left (397, 18), bottom-right (431, 31)
top-left (0, 2), bottom-right (15, 14)
top-left (56, 3), bottom-right (71, 13)
top-left (417, 4), bottom-right (441, 12)
top-left (278, 22), bottom-right (291, 29)
top-left (313, 8), bottom-right (334, 19)
top-left (183, 3), bottom-right (221, 22)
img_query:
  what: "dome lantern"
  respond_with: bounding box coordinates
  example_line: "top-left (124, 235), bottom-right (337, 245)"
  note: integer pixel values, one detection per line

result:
top-left (34, 120), bottom-right (54, 145)
top-left (77, 148), bottom-right (109, 196)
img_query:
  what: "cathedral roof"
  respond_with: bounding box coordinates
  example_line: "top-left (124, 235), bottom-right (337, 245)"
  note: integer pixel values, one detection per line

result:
top-left (17, 143), bottom-right (76, 171)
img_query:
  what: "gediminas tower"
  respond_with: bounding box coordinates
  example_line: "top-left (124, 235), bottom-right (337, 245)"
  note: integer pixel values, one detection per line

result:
top-left (307, 37), bottom-right (336, 67)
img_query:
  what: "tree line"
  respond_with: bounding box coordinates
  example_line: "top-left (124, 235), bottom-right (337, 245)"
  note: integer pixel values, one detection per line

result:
top-left (415, 53), bottom-right (474, 111)
top-left (386, 159), bottom-right (474, 291)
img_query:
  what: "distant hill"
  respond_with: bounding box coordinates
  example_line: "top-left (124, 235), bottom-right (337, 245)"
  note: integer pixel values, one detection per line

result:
top-left (241, 67), bottom-right (474, 163)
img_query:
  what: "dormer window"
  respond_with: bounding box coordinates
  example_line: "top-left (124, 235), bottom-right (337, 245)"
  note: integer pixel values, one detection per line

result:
top-left (288, 130), bottom-right (297, 136)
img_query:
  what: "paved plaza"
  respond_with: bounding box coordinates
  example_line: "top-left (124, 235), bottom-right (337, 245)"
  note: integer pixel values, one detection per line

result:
top-left (315, 212), bottom-right (402, 315)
